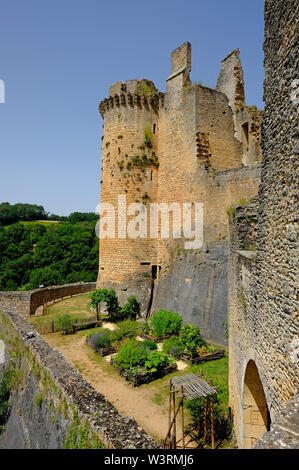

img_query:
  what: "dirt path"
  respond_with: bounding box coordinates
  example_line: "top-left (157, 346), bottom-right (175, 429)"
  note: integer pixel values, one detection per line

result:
top-left (44, 332), bottom-right (190, 444)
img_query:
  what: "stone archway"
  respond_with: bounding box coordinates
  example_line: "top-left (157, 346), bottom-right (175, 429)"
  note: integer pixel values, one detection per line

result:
top-left (243, 360), bottom-right (270, 448)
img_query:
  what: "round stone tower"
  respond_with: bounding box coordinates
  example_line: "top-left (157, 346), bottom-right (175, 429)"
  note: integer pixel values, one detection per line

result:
top-left (97, 79), bottom-right (164, 313)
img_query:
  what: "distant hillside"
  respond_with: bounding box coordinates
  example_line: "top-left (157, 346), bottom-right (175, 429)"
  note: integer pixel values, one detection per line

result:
top-left (0, 202), bottom-right (98, 226)
top-left (0, 203), bottom-right (99, 291)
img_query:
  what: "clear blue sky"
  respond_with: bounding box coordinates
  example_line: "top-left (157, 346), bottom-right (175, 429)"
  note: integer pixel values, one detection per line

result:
top-left (0, 0), bottom-right (265, 216)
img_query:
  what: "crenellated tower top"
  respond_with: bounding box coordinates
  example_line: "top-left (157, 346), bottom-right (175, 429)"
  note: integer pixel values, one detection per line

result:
top-left (99, 79), bottom-right (164, 118)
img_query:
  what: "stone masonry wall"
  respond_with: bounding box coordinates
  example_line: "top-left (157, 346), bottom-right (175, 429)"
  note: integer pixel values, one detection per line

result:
top-left (97, 41), bottom-right (262, 340)
top-left (228, 0), bottom-right (299, 449)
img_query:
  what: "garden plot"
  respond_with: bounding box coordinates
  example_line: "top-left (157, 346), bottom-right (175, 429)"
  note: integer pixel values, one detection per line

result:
top-left (40, 290), bottom-right (231, 446)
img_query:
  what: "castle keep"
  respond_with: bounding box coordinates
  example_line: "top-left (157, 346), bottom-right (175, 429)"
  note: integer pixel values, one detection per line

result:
top-left (97, 42), bottom-right (262, 345)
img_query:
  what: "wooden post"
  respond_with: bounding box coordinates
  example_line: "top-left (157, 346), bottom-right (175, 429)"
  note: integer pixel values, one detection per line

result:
top-left (168, 380), bottom-right (172, 449)
top-left (51, 320), bottom-right (54, 333)
top-left (210, 395), bottom-right (215, 449)
top-left (181, 385), bottom-right (185, 449)
top-left (208, 379), bottom-right (214, 449)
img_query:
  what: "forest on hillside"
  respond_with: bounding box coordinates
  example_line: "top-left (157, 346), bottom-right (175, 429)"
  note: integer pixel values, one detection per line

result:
top-left (0, 203), bottom-right (99, 291)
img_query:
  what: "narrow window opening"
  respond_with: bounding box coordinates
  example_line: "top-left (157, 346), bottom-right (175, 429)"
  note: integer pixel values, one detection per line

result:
top-left (153, 123), bottom-right (156, 135)
top-left (150, 171), bottom-right (153, 181)
top-left (141, 261), bottom-right (150, 266)
top-left (242, 122), bottom-right (249, 147)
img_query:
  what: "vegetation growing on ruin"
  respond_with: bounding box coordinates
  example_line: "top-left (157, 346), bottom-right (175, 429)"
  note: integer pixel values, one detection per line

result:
top-left (0, 363), bottom-right (14, 433)
top-left (63, 409), bottom-right (104, 449)
top-left (135, 81), bottom-right (156, 96)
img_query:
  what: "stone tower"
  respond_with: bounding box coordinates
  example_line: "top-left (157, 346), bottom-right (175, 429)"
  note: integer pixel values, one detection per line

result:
top-left (97, 42), bottom-right (262, 345)
top-left (98, 80), bottom-right (163, 312)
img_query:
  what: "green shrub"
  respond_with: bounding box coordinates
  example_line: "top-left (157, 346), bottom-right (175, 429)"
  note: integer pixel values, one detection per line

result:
top-left (150, 310), bottom-right (183, 338)
top-left (144, 351), bottom-right (175, 373)
top-left (180, 324), bottom-right (206, 357)
top-left (119, 296), bottom-right (141, 321)
top-left (114, 340), bottom-right (147, 370)
top-left (162, 336), bottom-right (184, 359)
top-left (55, 314), bottom-right (73, 333)
top-left (95, 329), bottom-right (111, 348)
top-left (112, 320), bottom-right (141, 342)
top-left (34, 393), bottom-right (44, 407)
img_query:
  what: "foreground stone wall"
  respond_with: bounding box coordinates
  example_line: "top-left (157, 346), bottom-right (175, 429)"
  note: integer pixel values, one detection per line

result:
top-left (228, 0), bottom-right (299, 449)
top-left (0, 298), bottom-right (158, 449)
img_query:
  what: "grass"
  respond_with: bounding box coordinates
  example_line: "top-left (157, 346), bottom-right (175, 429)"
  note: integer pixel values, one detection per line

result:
top-left (4, 220), bottom-right (60, 229)
top-left (29, 293), bottom-right (93, 329)
top-left (39, 296), bottom-right (229, 443)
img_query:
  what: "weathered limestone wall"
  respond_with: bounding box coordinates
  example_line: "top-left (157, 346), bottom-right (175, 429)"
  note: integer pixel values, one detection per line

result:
top-left (0, 297), bottom-right (158, 449)
top-left (228, 0), bottom-right (299, 449)
top-left (97, 41), bottom-right (262, 340)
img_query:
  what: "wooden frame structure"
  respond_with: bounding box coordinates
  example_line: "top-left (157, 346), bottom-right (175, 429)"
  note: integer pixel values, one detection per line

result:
top-left (164, 372), bottom-right (218, 449)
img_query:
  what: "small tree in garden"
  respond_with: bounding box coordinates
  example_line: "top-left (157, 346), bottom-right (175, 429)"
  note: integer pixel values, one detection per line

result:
top-left (150, 310), bottom-right (183, 338)
top-left (180, 324), bottom-right (206, 357)
top-left (89, 288), bottom-right (119, 321)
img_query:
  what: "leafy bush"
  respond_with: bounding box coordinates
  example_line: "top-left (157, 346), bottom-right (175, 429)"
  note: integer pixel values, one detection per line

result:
top-left (150, 310), bottom-right (183, 338)
top-left (55, 314), bottom-right (73, 333)
top-left (162, 336), bottom-right (184, 359)
top-left (141, 321), bottom-right (151, 335)
top-left (144, 351), bottom-right (175, 373)
top-left (90, 291), bottom-right (141, 322)
top-left (89, 289), bottom-right (119, 321)
top-left (180, 324), bottom-right (206, 357)
top-left (114, 340), bottom-right (147, 370)
top-left (34, 393), bottom-right (44, 407)
top-left (88, 329), bottom-right (112, 349)
top-left (119, 296), bottom-right (141, 321)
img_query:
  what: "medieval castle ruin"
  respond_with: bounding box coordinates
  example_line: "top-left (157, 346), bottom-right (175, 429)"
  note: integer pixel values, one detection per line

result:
top-left (97, 42), bottom-right (262, 346)
top-left (0, 0), bottom-right (297, 451)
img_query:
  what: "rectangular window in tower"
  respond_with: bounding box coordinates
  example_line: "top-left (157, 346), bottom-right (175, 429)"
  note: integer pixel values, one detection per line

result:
top-left (153, 123), bottom-right (156, 134)
top-left (242, 122), bottom-right (249, 148)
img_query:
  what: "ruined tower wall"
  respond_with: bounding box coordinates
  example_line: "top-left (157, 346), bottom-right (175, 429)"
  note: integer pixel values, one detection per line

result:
top-left (195, 85), bottom-right (243, 170)
top-left (228, 0), bottom-right (299, 448)
top-left (97, 42), bottom-right (262, 341)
